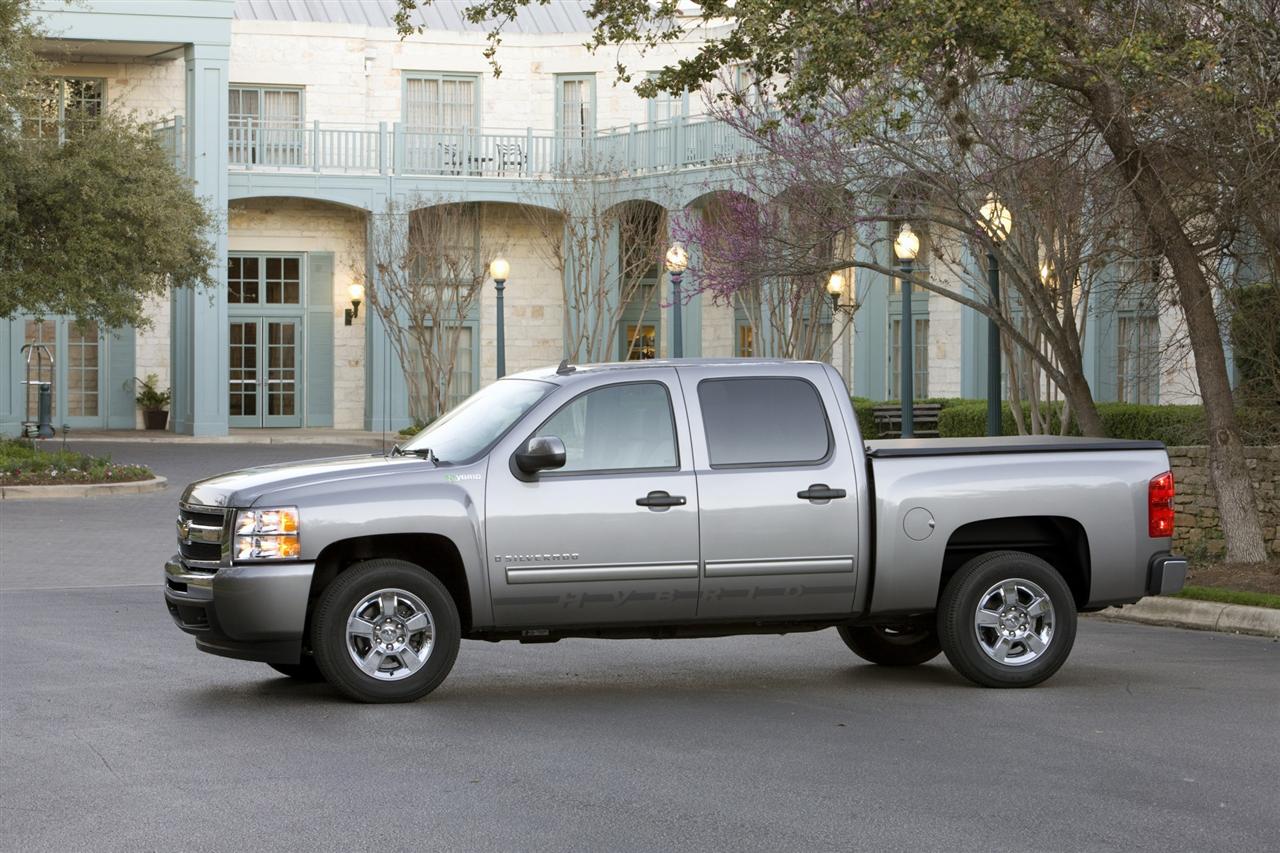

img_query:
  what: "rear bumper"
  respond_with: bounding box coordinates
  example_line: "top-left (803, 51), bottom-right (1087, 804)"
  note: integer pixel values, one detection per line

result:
top-left (163, 556), bottom-right (315, 664)
top-left (1147, 554), bottom-right (1188, 597)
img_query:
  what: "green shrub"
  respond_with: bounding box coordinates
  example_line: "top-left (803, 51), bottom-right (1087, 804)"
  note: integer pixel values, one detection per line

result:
top-left (936, 401), bottom-right (1069, 437)
top-left (1229, 283), bottom-right (1280, 408)
top-left (850, 397), bottom-right (878, 438)
top-left (933, 400), bottom-right (1280, 445)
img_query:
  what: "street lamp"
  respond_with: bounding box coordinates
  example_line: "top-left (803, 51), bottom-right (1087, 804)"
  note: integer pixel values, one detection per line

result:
top-left (490, 257), bottom-right (510, 378)
top-left (665, 243), bottom-right (689, 358)
top-left (894, 223), bottom-right (920, 438)
top-left (978, 193), bottom-right (1012, 436)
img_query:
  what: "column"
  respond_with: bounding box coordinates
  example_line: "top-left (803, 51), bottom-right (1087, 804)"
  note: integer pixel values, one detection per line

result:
top-left (172, 42), bottom-right (230, 435)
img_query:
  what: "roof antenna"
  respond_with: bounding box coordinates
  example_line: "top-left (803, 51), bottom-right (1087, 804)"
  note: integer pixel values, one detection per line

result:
top-left (556, 358), bottom-right (576, 375)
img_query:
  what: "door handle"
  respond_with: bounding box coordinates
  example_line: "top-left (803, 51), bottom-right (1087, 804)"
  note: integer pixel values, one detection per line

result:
top-left (797, 484), bottom-right (847, 501)
top-left (636, 490), bottom-right (686, 509)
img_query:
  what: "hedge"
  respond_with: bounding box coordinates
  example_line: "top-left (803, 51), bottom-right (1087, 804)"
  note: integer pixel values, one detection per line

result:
top-left (930, 400), bottom-right (1280, 445)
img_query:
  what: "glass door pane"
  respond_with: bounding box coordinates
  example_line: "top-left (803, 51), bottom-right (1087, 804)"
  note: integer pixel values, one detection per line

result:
top-left (66, 321), bottom-right (100, 417)
top-left (229, 320), bottom-right (260, 424)
top-left (264, 319), bottom-right (302, 427)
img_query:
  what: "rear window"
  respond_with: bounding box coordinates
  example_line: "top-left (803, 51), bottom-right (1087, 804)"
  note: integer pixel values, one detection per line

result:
top-left (698, 377), bottom-right (831, 467)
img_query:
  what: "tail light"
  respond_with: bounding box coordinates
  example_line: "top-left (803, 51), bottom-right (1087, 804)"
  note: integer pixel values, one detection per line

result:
top-left (1149, 471), bottom-right (1175, 538)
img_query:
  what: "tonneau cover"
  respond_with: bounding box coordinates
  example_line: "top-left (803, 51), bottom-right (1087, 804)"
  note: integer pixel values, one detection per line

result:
top-left (865, 435), bottom-right (1166, 458)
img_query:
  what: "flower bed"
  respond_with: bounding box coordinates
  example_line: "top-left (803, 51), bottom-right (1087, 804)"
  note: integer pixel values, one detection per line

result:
top-left (0, 439), bottom-right (152, 487)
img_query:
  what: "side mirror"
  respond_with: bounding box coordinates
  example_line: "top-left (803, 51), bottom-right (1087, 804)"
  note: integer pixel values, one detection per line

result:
top-left (514, 435), bottom-right (566, 475)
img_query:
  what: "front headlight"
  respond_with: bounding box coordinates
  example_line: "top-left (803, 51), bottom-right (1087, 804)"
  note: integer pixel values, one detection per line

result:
top-left (234, 507), bottom-right (300, 560)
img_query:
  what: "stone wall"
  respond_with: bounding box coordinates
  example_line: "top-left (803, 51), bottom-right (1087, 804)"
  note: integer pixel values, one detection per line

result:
top-left (1168, 446), bottom-right (1280, 557)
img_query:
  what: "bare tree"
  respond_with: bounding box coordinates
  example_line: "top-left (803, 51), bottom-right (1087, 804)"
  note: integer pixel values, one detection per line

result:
top-left (363, 199), bottom-right (509, 423)
top-left (519, 157), bottom-right (668, 363)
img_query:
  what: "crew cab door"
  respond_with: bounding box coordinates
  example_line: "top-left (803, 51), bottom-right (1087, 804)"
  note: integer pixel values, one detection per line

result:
top-left (485, 370), bottom-right (701, 627)
top-left (680, 365), bottom-right (860, 620)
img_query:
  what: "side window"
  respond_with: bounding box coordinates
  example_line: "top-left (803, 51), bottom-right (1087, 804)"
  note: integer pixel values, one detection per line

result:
top-left (698, 378), bottom-right (831, 467)
top-left (534, 383), bottom-right (677, 473)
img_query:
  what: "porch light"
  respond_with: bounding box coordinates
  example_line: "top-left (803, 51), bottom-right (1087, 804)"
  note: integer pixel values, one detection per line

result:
top-left (345, 282), bottom-right (364, 326)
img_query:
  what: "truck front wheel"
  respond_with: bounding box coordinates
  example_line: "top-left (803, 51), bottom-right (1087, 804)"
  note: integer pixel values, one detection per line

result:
top-left (937, 550), bottom-right (1077, 688)
top-left (836, 623), bottom-right (941, 666)
top-left (311, 559), bottom-right (461, 703)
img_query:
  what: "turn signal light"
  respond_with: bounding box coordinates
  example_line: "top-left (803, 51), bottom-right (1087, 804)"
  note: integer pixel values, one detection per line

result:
top-left (1149, 471), bottom-right (1175, 538)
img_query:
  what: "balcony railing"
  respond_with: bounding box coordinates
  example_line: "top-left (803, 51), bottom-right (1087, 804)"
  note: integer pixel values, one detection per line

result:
top-left (151, 116), bottom-right (185, 172)
top-left (225, 115), bottom-right (762, 178)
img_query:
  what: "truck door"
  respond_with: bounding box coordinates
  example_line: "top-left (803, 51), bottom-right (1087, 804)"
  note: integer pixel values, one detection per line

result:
top-left (681, 365), bottom-right (860, 620)
top-left (485, 370), bottom-right (701, 627)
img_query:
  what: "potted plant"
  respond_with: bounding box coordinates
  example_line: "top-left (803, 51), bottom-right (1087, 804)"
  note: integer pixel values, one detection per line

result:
top-left (134, 374), bottom-right (172, 431)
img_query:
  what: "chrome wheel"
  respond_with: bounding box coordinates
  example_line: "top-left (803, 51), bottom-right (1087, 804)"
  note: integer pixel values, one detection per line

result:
top-left (973, 577), bottom-right (1055, 667)
top-left (345, 588), bottom-right (434, 681)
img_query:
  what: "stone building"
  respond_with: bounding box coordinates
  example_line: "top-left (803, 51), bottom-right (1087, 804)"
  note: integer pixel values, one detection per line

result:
top-left (2, 0), bottom-right (1208, 436)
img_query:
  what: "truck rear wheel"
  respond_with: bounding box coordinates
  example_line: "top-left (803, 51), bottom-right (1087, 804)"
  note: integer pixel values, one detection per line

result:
top-left (311, 559), bottom-right (460, 703)
top-left (837, 623), bottom-right (941, 666)
top-left (937, 550), bottom-right (1076, 688)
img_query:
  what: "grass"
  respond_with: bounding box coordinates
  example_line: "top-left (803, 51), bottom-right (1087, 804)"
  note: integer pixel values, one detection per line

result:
top-left (0, 438), bottom-right (153, 487)
top-left (1175, 585), bottom-right (1280, 610)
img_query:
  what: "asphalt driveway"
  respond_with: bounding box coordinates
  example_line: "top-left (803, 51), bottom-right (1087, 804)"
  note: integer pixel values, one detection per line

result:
top-left (1, 442), bottom-right (1277, 852)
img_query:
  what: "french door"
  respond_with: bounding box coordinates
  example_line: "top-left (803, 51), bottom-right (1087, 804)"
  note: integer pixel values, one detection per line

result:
top-left (229, 317), bottom-right (303, 427)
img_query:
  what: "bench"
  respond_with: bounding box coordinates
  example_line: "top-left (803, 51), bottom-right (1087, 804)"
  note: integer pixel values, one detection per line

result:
top-left (872, 403), bottom-right (943, 438)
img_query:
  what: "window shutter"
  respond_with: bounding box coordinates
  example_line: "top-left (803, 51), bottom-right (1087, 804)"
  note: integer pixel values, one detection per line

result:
top-left (105, 326), bottom-right (136, 428)
top-left (306, 252), bottom-right (335, 427)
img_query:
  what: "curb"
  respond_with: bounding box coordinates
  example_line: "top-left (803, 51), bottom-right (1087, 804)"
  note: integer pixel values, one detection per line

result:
top-left (1096, 596), bottom-right (1280, 639)
top-left (63, 434), bottom-right (388, 448)
top-left (0, 476), bottom-right (168, 500)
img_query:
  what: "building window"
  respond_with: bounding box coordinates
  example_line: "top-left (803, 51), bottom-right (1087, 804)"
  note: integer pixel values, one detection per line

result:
top-left (736, 321), bottom-right (754, 357)
top-left (229, 85), bottom-right (304, 165)
top-left (889, 317), bottom-right (930, 399)
top-left (404, 74), bottom-right (478, 132)
top-left (229, 255), bottom-right (302, 305)
top-left (1117, 314), bottom-right (1159, 404)
top-left (557, 74), bottom-right (595, 139)
top-left (646, 72), bottom-right (686, 124)
top-left (23, 77), bottom-right (104, 139)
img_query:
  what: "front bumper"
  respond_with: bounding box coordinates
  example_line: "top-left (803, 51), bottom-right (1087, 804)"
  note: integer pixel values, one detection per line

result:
top-left (1147, 554), bottom-right (1188, 597)
top-left (164, 556), bottom-right (315, 664)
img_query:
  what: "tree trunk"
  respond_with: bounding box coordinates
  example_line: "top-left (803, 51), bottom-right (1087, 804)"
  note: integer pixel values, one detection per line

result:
top-left (1063, 370), bottom-right (1105, 437)
top-left (1086, 85), bottom-right (1267, 563)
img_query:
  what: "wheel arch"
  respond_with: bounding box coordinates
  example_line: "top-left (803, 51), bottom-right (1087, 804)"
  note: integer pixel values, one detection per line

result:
top-left (939, 516), bottom-right (1091, 609)
top-left (308, 533), bottom-right (475, 635)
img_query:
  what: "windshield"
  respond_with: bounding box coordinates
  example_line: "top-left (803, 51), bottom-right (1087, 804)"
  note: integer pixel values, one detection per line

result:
top-left (400, 378), bottom-right (554, 464)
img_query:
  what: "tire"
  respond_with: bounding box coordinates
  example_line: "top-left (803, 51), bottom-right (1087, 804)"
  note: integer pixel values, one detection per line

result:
top-left (837, 622), bottom-right (941, 666)
top-left (937, 550), bottom-right (1077, 688)
top-left (311, 559), bottom-right (461, 703)
top-left (267, 658), bottom-right (325, 681)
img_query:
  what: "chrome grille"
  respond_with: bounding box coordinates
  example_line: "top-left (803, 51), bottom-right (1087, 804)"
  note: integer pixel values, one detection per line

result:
top-left (177, 503), bottom-right (228, 571)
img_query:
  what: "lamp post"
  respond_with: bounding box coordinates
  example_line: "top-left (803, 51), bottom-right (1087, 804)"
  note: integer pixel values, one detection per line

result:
top-left (490, 257), bottom-right (510, 378)
top-left (894, 223), bottom-right (920, 438)
top-left (665, 243), bottom-right (689, 358)
top-left (978, 193), bottom-right (1012, 437)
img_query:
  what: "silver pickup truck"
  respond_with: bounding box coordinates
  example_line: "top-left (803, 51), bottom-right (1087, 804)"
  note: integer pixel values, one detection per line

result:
top-left (164, 359), bottom-right (1187, 702)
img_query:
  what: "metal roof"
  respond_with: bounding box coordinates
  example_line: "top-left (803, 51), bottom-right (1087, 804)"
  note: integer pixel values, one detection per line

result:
top-left (234, 0), bottom-right (596, 33)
